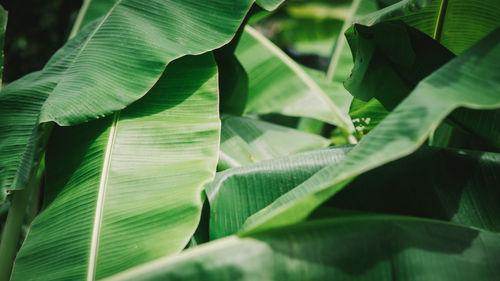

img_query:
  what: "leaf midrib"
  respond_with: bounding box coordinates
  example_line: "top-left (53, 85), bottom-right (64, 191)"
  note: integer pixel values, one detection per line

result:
top-left (244, 26), bottom-right (351, 131)
top-left (433, 0), bottom-right (449, 41)
top-left (87, 111), bottom-right (120, 281)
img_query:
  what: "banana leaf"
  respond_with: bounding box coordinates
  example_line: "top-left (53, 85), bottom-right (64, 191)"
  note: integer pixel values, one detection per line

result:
top-left (0, 0), bottom-right (284, 202)
top-left (240, 26), bottom-right (500, 233)
top-left (207, 145), bottom-right (500, 238)
top-left (104, 216), bottom-right (500, 281)
top-left (218, 115), bottom-right (329, 170)
top-left (11, 54), bottom-right (220, 281)
top-left (236, 26), bottom-right (354, 131)
top-left (360, 0), bottom-right (500, 54)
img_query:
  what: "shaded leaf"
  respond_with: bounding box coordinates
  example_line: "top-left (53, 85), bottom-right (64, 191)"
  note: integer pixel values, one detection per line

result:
top-left (344, 21), bottom-right (454, 109)
top-left (241, 27), bottom-right (500, 233)
top-left (104, 216), bottom-right (500, 281)
top-left (208, 145), bottom-right (500, 238)
top-left (360, 0), bottom-right (500, 54)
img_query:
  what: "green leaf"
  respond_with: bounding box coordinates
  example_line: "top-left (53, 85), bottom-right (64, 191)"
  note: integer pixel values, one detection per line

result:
top-left (349, 98), bottom-right (389, 136)
top-left (348, 2), bottom-right (500, 144)
top-left (328, 147), bottom-right (500, 232)
top-left (325, 0), bottom-right (381, 82)
top-left (253, 1), bottom-right (351, 58)
top-left (103, 216), bottom-right (500, 281)
top-left (236, 26), bottom-right (354, 131)
top-left (218, 115), bottom-right (330, 170)
top-left (240, 27), bottom-right (500, 233)
top-left (257, 0), bottom-right (286, 11)
top-left (77, 0), bottom-right (115, 33)
top-left (450, 108), bottom-right (500, 151)
top-left (11, 54), bottom-right (220, 281)
top-left (360, 0), bottom-right (500, 54)
top-left (216, 55), bottom-right (249, 116)
top-left (207, 147), bottom-right (350, 239)
top-left (208, 145), bottom-right (500, 238)
top-left (344, 21), bottom-right (454, 109)
top-left (0, 0), bottom-right (282, 200)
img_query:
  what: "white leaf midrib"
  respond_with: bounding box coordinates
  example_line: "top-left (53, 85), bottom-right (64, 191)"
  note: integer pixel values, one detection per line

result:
top-left (87, 111), bottom-right (120, 281)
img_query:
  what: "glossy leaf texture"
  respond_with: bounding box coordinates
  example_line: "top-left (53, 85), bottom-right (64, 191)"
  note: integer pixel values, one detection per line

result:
top-left (208, 145), bottom-right (500, 238)
top-left (104, 216), bottom-right (500, 281)
top-left (361, 0), bottom-right (500, 54)
top-left (0, 0), bottom-right (283, 201)
top-left (11, 54), bottom-right (220, 281)
top-left (218, 115), bottom-right (329, 170)
top-left (236, 26), bottom-right (354, 131)
top-left (240, 27), bottom-right (500, 233)
top-left (207, 147), bottom-right (350, 239)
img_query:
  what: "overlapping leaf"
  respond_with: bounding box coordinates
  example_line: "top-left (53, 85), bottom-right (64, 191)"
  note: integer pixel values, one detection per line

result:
top-left (11, 54), bottom-right (220, 281)
top-left (236, 27), bottom-right (353, 131)
top-left (218, 115), bottom-right (329, 170)
top-left (104, 216), bottom-right (500, 281)
top-left (207, 147), bottom-right (350, 239)
top-left (0, 0), bottom-right (284, 202)
top-left (240, 27), bottom-right (500, 233)
top-left (344, 21), bottom-right (454, 109)
top-left (207, 145), bottom-right (500, 238)
top-left (360, 0), bottom-right (500, 54)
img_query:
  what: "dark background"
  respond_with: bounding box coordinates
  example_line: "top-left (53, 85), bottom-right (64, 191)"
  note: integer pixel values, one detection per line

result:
top-left (0, 0), bottom-right (82, 83)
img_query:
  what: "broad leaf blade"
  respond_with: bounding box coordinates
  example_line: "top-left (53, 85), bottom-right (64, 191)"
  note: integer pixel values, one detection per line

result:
top-left (361, 0), bottom-right (500, 54)
top-left (344, 21), bottom-right (455, 108)
top-left (207, 147), bottom-right (350, 239)
top-left (0, 0), bottom-right (282, 199)
top-left (208, 146), bottom-right (500, 238)
top-left (241, 27), bottom-right (500, 233)
top-left (11, 54), bottom-right (220, 280)
top-left (236, 27), bottom-right (354, 131)
top-left (104, 216), bottom-right (500, 281)
top-left (219, 115), bottom-right (330, 170)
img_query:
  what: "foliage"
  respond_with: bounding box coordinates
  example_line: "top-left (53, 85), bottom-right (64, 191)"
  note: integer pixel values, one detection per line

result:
top-left (0, 0), bottom-right (499, 280)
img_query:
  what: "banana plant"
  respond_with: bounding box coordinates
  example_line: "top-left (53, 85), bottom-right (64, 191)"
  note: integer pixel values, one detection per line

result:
top-left (1, 0), bottom-right (500, 280)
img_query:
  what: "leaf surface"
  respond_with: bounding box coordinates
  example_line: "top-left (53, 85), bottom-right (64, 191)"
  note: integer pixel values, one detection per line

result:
top-left (0, 0), bottom-right (284, 200)
top-left (11, 54), bottom-right (220, 281)
top-left (360, 0), bottom-right (500, 54)
top-left (104, 216), bottom-right (500, 281)
top-left (218, 115), bottom-right (329, 170)
top-left (208, 146), bottom-right (500, 238)
top-left (236, 27), bottom-right (353, 131)
top-left (241, 27), bottom-right (500, 233)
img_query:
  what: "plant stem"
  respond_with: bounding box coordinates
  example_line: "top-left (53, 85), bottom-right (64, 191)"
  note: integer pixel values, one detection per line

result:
top-left (0, 165), bottom-right (43, 281)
